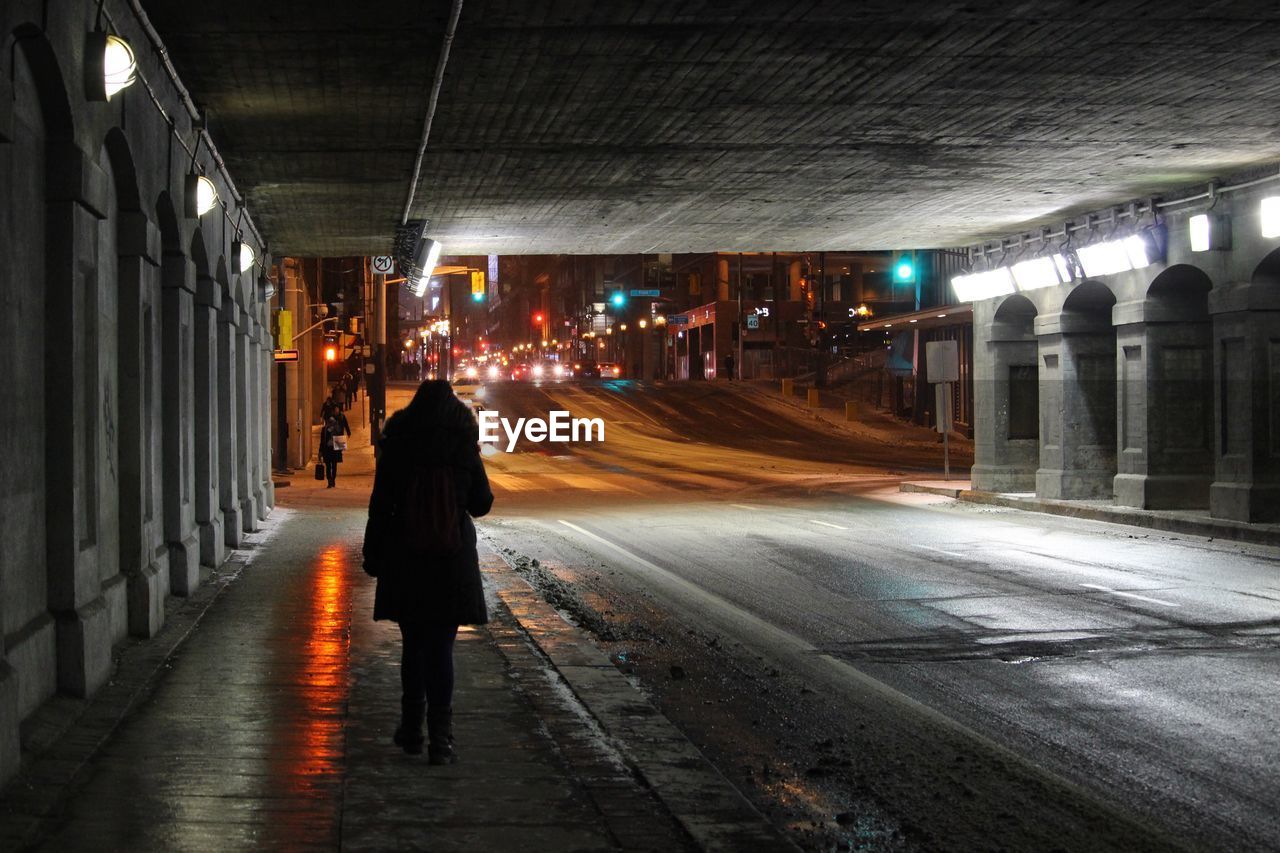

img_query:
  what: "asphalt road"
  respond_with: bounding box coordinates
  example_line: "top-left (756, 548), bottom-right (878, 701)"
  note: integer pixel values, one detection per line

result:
top-left (398, 379), bottom-right (1280, 851)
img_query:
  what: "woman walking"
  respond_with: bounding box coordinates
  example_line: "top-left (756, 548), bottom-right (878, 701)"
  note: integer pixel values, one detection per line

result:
top-left (362, 380), bottom-right (493, 762)
top-left (319, 408), bottom-right (351, 488)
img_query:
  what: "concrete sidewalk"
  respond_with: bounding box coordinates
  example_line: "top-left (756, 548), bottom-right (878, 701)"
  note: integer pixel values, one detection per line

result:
top-left (0, 482), bottom-right (792, 851)
top-left (901, 479), bottom-right (1280, 547)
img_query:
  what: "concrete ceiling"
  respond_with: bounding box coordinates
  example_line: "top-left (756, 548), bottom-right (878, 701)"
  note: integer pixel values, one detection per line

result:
top-left (143, 0), bottom-right (1280, 257)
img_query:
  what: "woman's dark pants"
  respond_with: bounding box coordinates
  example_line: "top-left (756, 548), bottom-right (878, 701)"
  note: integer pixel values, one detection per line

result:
top-left (324, 459), bottom-right (337, 486)
top-left (399, 622), bottom-right (460, 709)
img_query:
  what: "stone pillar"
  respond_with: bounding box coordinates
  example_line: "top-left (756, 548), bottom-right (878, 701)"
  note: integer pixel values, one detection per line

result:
top-left (160, 248), bottom-right (201, 597)
top-left (1113, 300), bottom-right (1213, 509)
top-left (259, 304), bottom-right (276, 512)
top-left (117, 212), bottom-right (168, 636)
top-left (1208, 284), bottom-right (1280, 522)
top-left (217, 297), bottom-right (242, 546)
top-left (1035, 311), bottom-right (1117, 500)
top-left (237, 306), bottom-right (260, 532)
top-left (971, 299), bottom-right (1039, 492)
top-left (45, 142), bottom-right (115, 695)
top-left (247, 312), bottom-right (267, 521)
top-left (193, 274), bottom-right (225, 569)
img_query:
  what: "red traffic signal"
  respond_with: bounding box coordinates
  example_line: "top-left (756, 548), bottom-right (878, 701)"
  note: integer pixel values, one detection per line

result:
top-left (532, 312), bottom-right (545, 324)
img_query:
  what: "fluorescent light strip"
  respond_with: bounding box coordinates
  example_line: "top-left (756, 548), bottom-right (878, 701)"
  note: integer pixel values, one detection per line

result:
top-left (950, 268), bottom-right (1015, 302)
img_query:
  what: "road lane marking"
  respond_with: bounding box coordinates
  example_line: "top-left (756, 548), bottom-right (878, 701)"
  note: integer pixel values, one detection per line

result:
top-left (729, 503), bottom-right (760, 511)
top-left (912, 544), bottom-right (967, 558)
top-left (809, 520), bottom-right (848, 530)
top-left (1079, 583), bottom-right (1180, 607)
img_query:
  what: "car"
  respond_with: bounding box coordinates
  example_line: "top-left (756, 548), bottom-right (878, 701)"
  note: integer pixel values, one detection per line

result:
top-left (569, 361), bottom-right (601, 379)
top-left (597, 362), bottom-right (623, 378)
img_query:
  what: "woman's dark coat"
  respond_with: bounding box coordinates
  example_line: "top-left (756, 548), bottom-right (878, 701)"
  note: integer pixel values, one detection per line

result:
top-left (320, 411), bottom-right (350, 463)
top-left (362, 390), bottom-right (493, 625)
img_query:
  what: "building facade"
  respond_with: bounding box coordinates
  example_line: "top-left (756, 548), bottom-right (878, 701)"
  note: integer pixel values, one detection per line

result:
top-left (970, 172), bottom-right (1280, 522)
top-left (0, 0), bottom-right (273, 785)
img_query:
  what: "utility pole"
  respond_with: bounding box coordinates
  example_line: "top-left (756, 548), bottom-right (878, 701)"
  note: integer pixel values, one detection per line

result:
top-left (370, 259), bottom-right (387, 449)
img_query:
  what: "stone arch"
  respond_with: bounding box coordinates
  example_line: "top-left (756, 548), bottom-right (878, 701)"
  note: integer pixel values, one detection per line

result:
top-left (1147, 264), bottom-right (1212, 321)
top-left (102, 129), bottom-right (142, 213)
top-left (11, 25), bottom-right (75, 140)
top-left (2, 21), bottom-right (75, 724)
top-left (1062, 280), bottom-right (1117, 321)
top-left (155, 191), bottom-right (182, 254)
top-left (1249, 246), bottom-right (1280, 287)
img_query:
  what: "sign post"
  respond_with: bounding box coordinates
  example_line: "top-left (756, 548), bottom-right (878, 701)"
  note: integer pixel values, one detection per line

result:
top-left (924, 340), bottom-right (960, 481)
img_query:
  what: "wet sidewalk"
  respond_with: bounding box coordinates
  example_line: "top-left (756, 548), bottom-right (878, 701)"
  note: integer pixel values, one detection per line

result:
top-left (0, 497), bottom-right (791, 851)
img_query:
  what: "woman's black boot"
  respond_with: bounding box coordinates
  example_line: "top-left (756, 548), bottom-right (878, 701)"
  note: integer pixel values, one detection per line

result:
top-left (426, 706), bottom-right (456, 765)
top-left (394, 700), bottom-right (426, 755)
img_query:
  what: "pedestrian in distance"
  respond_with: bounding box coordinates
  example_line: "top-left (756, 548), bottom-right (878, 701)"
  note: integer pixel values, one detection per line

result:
top-left (319, 408), bottom-right (351, 488)
top-left (333, 381), bottom-right (349, 412)
top-left (362, 380), bottom-right (494, 762)
top-left (320, 395), bottom-right (338, 422)
top-left (724, 352), bottom-right (736, 381)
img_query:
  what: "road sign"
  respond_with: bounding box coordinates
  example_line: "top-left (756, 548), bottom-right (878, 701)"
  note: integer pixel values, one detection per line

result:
top-left (669, 314), bottom-right (688, 325)
top-left (925, 340), bottom-right (959, 383)
top-left (630, 288), bottom-right (660, 297)
top-left (273, 349), bottom-right (299, 362)
top-left (372, 256), bottom-right (395, 275)
top-left (746, 314), bottom-right (760, 330)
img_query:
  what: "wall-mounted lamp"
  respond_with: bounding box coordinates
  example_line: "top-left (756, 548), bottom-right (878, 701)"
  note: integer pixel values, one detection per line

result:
top-left (184, 172), bottom-right (218, 218)
top-left (1189, 213), bottom-right (1231, 252)
top-left (1260, 198), bottom-right (1280, 239)
top-left (233, 236), bottom-right (256, 272)
top-left (86, 31), bottom-right (138, 102)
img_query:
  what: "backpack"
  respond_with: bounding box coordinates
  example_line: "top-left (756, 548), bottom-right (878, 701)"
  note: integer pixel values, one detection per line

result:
top-left (400, 461), bottom-right (463, 558)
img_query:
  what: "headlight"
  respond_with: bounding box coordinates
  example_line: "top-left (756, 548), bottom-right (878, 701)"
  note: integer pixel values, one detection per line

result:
top-left (466, 366), bottom-right (478, 379)
top-left (532, 365), bottom-right (544, 377)
top-left (553, 365), bottom-right (564, 377)
top-left (488, 365), bottom-right (500, 379)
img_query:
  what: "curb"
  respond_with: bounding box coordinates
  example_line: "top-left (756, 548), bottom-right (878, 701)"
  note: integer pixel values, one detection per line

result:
top-left (480, 549), bottom-right (799, 853)
top-left (902, 483), bottom-right (1280, 547)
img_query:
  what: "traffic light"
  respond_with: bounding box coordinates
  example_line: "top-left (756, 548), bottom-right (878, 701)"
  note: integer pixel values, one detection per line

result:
top-left (610, 291), bottom-right (626, 309)
top-left (892, 251), bottom-right (917, 285)
top-left (532, 311), bottom-right (545, 325)
top-left (324, 345), bottom-right (337, 362)
top-left (471, 291), bottom-right (484, 303)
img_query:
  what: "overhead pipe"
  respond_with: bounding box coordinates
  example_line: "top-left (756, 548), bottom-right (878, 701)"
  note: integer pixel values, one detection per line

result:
top-left (400, 0), bottom-right (465, 226)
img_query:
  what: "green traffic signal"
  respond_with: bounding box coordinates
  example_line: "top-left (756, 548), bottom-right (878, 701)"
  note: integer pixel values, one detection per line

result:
top-left (892, 252), bottom-right (917, 284)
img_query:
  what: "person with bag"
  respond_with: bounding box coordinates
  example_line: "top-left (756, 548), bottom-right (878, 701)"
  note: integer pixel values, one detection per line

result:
top-left (319, 408), bottom-right (351, 488)
top-left (362, 380), bottom-right (493, 762)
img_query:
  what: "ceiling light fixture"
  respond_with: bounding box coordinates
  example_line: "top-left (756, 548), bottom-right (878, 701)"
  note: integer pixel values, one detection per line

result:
top-left (412, 238), bottom-right (443, 297)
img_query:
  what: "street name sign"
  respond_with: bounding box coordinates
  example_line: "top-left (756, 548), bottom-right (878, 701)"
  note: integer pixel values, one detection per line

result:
top-left (273, 349), bottom-right (299, 362)
top-left (630, 288), bottom-right (660, 297)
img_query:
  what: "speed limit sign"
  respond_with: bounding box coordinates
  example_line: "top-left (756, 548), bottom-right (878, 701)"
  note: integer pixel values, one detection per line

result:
top-left (372, 256), bottom-right (395, 275)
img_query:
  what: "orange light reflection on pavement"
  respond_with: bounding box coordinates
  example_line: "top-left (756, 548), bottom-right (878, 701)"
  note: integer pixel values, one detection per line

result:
top-left (265, 542), bottom-right (352, 843)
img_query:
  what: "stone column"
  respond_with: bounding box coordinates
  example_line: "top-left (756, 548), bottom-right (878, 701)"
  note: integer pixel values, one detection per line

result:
top-left (1209, 283), bottom-right (1280, 521)
top-left (237, 305), bottom-right (260, 531)
top-left (117, 212), bottom-right (168, 636)
top-left (246, 311), bottom-right (266, 521)
top-left (1035, 311), bottom-right (1117, 500)
top-left (160, 248), bottom-right (201, 597)
top-left (193, 274), bottom-right (225, 569)
top-left (259, 304), bottom-right (276, 512)
top-left (971, 299), bottom-right (1039, 492)
top-left (1112, 300), bottom-right (1213, 509)
top-left (45, 142), bottom-right (116, 695)
top-left (217, 296), bottom-right (242, 546)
